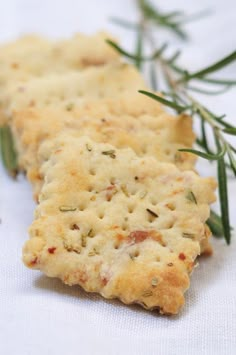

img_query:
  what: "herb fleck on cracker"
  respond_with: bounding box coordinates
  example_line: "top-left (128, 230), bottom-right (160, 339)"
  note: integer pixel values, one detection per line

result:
top-left (102, 150), bottom-right (116, 159)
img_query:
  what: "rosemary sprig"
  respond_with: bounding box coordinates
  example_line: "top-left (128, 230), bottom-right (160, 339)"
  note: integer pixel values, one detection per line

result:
top-left (177, 51), bottom-right (236, 84)
top-left (0, 125), bottom-right (18, 178)
top-left (109, 0), bottom-right (236, 243)
top-left (111, 1), bottom-right (210, 40)
top-left (137, 0), bottom-right (188, 39)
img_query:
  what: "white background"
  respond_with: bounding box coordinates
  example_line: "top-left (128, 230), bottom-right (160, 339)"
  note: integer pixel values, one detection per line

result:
top-left (0, 1), bottom-right (236, 354)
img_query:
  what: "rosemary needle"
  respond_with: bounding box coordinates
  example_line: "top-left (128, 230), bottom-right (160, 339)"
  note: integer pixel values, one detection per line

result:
top-left (0, 125), bottom-right (18, 178)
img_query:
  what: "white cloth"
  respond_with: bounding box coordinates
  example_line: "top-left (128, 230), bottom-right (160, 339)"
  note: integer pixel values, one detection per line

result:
top-left (0, 1), bottom-right (236, 354)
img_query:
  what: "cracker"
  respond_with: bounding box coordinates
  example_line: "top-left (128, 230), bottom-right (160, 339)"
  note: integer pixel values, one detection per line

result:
top-left (0, 32), bottom-right (120, 125)
top-left (11, 98), bottom-right (196, 199)
top-left (2, 63), bottom-right (146, 119)
top-left (0, 32), bottom-right (119, 87)
top-left (23, 135), bottom-right (216, 314)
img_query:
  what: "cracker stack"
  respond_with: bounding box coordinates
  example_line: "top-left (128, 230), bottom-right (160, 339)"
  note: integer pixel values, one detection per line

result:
top-left (0, 33), bottom-right (216, 314)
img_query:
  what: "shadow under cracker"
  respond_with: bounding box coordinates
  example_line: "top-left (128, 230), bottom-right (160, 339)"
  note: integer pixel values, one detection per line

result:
top-left (34, 275), bottom-right (176, 319)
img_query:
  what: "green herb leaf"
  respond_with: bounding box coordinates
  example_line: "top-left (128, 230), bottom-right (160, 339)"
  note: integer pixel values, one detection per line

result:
top-left (205, 109), bottom-right (234, 129)
top-left (187, 84), bottom-right (231, 96)
top-left (197, 77), bottom-right (236, 86)
top-left (0, 125), bottom-right (18, 178)
top-left (178, 9), bottom-right (212, 25)
top-left (102, 150), bottom-right (116, 159)
top-left (137, 0), bottom-right (188, 39)
top-left (179, 50), bottom-right (236, 82)
top-left (109, 17), bottom-right (139, 30)
top-left (230, 145), bottom-right (236, 154)
top-left (149, 62), bottom-right (158, 90)
top-left (217, 156), bottom-right (231, 244)
top-left (179, 145), bottom-right (226, 160)
top-left (106, 40), bottom-right (142, 61)
top-left (138, 90), bottom-right (188, 112)
top-left (106, 40), bottom-right (167, 63)
top-left (194, 139), bottom-right (234, 172)
top-left (227, 150), bottom-right (236, 177)
top-left (161, 11), bottom-right (184, 21)
top-left (185, 190), bottom-right (197, 204)
top-left (213, 133), bottom-right (232, 244)
top-left (146, 208), bottom-right (159, 218)
top-left (135, 28), bottom-right (143, 69)
top-left (200, 119), bottom-right (210, 153)
top-left (151, 43), bottom-right (168, 59)
top-left (166, 50), bottom-right (181, 64)
top-left (223, 127), bottom-right (236, 135)
top-left (207, 210), bottom-right (224, 237)
top-left (182, 232), bottom-right (195, 238)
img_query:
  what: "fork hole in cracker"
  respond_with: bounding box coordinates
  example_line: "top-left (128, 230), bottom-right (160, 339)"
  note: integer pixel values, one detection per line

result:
top-left (129, 187), bottom-right (138, 196)
top-left (150, 197), bottom-right (158, 206)
top-left (88, 230), bottom-right (95, 238)
top-left (78, 204), bottom-right (86, 212)
top-left (89, 167), bottom-right (96, 176)
top-left (98, 210), bottom-right (105, 219)
top-left (121, 222), bottom-right (128, 231)
top-left (114, 242), bottom-right (121, 250)
top-left (128, 204), bottom-right (135, 214)
top-left (130, 249), bottom-right (140, 259)
top-left (165, 220), bottom-right (175, 229)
